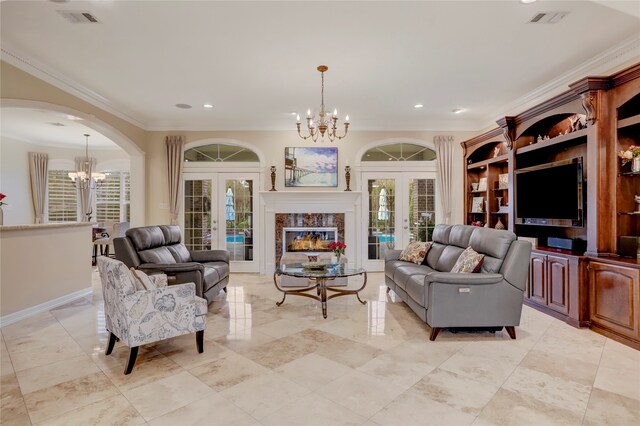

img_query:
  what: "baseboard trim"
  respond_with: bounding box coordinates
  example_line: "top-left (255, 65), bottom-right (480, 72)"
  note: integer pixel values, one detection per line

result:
top-left (0, 288), bottom-right (93, 328)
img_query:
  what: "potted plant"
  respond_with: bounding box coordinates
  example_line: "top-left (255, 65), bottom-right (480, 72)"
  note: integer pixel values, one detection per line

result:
top-left (618, 145), bottom-right (640, 172)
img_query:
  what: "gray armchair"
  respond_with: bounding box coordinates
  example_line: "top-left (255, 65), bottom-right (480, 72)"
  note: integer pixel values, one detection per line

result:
top-left (114, 225), bottom-right (229, 303)
top-left (385, 224), bottom-right (532, 340)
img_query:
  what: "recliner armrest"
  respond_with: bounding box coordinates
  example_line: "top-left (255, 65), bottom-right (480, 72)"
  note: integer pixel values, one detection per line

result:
top-left (425, 272), bottom-right (503, 285)
top-left (138, 262), bottom-right (204, 273)
top-left (190, 250), bottom-right (229, 263)
top-left (385, 250), bottom-right (402, 262)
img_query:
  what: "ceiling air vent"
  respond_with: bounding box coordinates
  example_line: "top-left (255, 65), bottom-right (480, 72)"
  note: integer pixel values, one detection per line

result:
top-left (57, 10), bottom-right (100, 24)
top-left (528, 11), bottom-right (568, 24)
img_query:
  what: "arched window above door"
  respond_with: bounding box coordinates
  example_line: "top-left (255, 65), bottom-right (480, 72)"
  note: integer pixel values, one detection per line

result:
top-left (361, 143), bottom-right (436, 162)
top-left (184, 144), bottom-right (259, 162)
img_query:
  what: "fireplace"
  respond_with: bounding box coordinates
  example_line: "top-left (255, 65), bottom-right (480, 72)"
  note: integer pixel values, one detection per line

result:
top-left (283, 227), bottom-right (338, 255)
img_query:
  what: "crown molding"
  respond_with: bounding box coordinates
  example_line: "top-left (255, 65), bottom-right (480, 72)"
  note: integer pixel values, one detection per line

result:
top-left (1, 43), bottom-right (148, 130)
top-left (475, 33), bottom-right (640, 130)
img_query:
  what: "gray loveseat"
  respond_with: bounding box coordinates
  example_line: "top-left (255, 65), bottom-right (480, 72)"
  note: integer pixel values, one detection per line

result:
top-left (114, 225), bottom-right (229, 303)
top-left (385, 224), bottom-right (531, 340)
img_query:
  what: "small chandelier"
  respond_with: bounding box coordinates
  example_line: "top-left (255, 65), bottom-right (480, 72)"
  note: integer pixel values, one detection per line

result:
top-left (68, 134), bottom-right (106, 188)
top-left (296, 65), bottom-right (349, 142)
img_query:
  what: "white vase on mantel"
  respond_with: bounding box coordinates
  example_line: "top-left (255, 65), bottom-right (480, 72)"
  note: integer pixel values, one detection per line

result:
top-left (633, 157), bottom-right (640, 173)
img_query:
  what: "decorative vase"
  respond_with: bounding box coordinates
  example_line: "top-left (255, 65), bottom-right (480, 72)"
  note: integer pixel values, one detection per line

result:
top-left (633, 157), bottom-right (640, 173)
top-left (495, 217), bottom-right (505, 230)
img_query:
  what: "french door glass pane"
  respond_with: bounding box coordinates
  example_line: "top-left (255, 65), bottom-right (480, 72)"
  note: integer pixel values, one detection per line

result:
top-left (367, 179), bottom-right (395, 260)
top-left (225, 179), bottom-right (253, 261)
top-left (184, 180), bottom-right (212, 251)
top-left (408, 178), bottom-right (436, 242)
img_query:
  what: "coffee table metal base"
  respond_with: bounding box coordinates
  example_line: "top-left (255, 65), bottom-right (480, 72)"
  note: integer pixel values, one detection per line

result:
top-left (273, 273), bottom-right (367, 319)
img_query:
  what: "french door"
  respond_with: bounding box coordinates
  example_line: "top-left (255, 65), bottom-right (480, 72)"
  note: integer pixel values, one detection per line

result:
top-left (361, 171), bottom-right (437, 271)
top-left (182, 172), bottom-right (259, 272)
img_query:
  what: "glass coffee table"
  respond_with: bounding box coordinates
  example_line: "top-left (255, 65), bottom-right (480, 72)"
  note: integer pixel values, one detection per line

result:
top-left (274, 263), bottom-right (367, 318)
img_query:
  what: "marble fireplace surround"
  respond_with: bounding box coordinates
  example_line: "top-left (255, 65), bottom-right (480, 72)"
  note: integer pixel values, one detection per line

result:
top-left (260, 191), bottom-right (362, 275)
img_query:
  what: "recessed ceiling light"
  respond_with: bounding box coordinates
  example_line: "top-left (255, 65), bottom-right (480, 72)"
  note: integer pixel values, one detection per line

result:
top-left (520, 0), bottom-right (537, 3)
top-left (175, 103), bottom-right (192, 109)
top-left (290, 112), bottom-right (297, 116)
top-left (414, 104), bottom-right (424, 109)
top-left (452, 108), bottom-right (465, 114)
top-left (203, 103), bottom-right (214, 109)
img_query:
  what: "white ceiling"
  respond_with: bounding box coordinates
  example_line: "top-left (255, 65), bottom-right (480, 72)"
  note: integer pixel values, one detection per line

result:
top-left (1, 0), bottom-right (639, 132)
top-left (1, 108), bottom-right (121, 149)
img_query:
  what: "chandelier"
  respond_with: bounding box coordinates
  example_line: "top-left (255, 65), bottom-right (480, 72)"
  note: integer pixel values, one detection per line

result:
top-left (68, 134), bottom-right (106, 189)
top-left (296, 65), bottom-right (349, 142)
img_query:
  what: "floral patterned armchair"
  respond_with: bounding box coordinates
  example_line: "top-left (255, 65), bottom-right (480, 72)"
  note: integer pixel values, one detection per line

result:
top-left (97, 257), bottom-right (208, 374)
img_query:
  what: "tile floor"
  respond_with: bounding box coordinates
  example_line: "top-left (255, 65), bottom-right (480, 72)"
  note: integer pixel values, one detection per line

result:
top-left (1, 271), bottom-right (639, 425)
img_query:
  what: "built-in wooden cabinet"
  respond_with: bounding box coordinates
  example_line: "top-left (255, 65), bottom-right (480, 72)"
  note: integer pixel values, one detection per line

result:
top-left (525, 249), bottom-right (586, 326)
top-left (588, 258), bottom-right (640, 350)
top-left (461, 62), bottom-right (640, 348)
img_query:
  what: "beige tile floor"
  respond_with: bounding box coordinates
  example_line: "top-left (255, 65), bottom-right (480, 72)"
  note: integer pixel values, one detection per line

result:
top-left (1, 271), bottom-right (639, 425)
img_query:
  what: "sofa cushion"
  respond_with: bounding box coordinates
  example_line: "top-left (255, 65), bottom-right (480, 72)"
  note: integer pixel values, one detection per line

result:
top-left (469, 227), bottom-right (516, 273)
top-left (393, 264), bottom-right (431, 290)
top-left (425, 242), bottom-right (446, 270)
top-left (432, 224), bottom-right (452, 245)
top-left (127, 226), bottom-right (165, 251)
top-left (138, 246), bottom-right (176, 264)
top-left (448, 225), bottom-right (476, 249)
top-left (203, 262), bottom-right (230, 291)
top-left (450, 246), bottom-right (485, 273)
top-left (160, 225), bottom-right (182, 245)
top-left (399, 242), bottom-right (432, 265)
top-left (130, 267), bottom-right (156, 291)
top-left (405, 274), bottom-right (428, 307)
top-left (435, 246), bottom-right (465, 272)
top-left (167, 243), bottom-right (191, 263)
top-left (385, 260), bottom-right (407, 279)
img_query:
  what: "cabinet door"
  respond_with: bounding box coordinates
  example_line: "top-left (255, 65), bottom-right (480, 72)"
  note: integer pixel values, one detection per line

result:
top-left (547, 255), bottom-right (570, 315)
top-left (529, 253), bottom-right (547, 305)
top-left (589, 262), bottom-right (640, 340)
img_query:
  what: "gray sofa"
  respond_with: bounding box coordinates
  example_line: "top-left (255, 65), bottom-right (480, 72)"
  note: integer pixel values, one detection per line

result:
top-left (385, 224), bottom-right (531, 341)
top-left (114, 225), bottom-right (229, 303)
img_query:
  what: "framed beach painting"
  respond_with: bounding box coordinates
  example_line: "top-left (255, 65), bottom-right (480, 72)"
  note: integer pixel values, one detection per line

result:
top-left (284, 147), bottom-right (338, 187)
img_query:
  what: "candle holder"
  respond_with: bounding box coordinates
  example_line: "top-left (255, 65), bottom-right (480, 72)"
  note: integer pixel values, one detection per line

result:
top-left (269, 166), bottom-right (277, 191)
top-left (344, 166), bottom-right (352, 192)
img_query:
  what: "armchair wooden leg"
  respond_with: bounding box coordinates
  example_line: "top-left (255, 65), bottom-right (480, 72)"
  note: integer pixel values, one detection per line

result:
top-left (196, 330), bottom-right (204, 354)
top-left (124, 347), bottom-right (139, 375)
top-left (505, 326), bottom-right (517, 339)
top-left (429, 327), bottom-right (441, 341)
top-left (105, 332), bottom-right (117, 356)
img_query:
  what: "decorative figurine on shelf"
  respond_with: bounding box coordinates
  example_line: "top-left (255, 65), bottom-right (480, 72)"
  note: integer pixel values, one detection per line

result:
top-left (496, 197), bottom-right (503, 208)
top-left (635, 194), bottom-right (640, 213)
top-left (495, 217), bottom-right (505, 230)
top-left (344, 166), bottom-right (352, 191)
top-left (269, 166), bottom-right (277, 191)
top-left (493, 146), bottom-right (500, 158)
top-left (471, 221), bottom-right (483, 227)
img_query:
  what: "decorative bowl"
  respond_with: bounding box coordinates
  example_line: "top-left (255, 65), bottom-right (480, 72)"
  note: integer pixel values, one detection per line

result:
top-left (301, 262), bottom-right (329, 271)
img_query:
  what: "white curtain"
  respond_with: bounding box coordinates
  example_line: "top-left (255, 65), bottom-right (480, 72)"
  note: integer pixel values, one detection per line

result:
top-left (28, 152), bottom-right (48, 224)
top-left (166, 135), bottom-right (185, 225)
top-left (75, 157), bottom-right (96, 222)
top-left (434, 136), bottom-right (454, 225)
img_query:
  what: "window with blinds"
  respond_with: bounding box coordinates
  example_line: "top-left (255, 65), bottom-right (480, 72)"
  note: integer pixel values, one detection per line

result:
top-left (96, 171), bottom-right (130, 223)
top-left (47, 169), bottom-right (78, 222)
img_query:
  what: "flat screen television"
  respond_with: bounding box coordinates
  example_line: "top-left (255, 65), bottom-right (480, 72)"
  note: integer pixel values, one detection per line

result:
top-left (515, 157), bottom-right (584, 227)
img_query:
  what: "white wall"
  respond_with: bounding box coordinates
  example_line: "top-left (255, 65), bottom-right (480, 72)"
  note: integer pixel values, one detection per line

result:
top-left (0, 136), bottom-right (129, 225)
top-left (145, 130), bottom-right (474, 226)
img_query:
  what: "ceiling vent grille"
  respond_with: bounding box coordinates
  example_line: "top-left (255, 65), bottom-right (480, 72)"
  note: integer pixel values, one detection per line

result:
top-left (528, 12), bottom-right (569, 24)
top-left (57, 10), bottom-right (100, 24)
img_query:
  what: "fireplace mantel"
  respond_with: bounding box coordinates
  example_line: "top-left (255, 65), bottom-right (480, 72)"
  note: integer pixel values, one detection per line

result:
top-left (259, 191), bottom-right (362, 274)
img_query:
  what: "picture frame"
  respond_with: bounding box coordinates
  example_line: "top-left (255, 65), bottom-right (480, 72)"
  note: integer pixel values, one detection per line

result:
top-left (284, 147), bottom-right (338, 187)
top-left (498, 173), bottom-right (508, 189)
top-left (471, 197), bottom-right (484, 213)
top-left (477, 177), bottom-right (487, 192)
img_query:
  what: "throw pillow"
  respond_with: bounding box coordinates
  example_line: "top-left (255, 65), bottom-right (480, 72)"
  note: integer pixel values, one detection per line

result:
top-left (399, 241), bottom-right (433, 265)
top-left (450, 247), bottom-right (485, 273)
top-left (130, 268), bottom-right (156, 291)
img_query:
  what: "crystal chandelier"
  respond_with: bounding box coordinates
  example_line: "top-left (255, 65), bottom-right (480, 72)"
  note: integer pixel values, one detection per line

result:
top-left (68, 134), bottom-right (106, 188)
top-left (296, 65), bottom-right (349, 142)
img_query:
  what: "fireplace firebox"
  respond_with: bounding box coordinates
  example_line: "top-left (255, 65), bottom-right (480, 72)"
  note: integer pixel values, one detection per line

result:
top-left (282, 227), bottom-right (338, 255)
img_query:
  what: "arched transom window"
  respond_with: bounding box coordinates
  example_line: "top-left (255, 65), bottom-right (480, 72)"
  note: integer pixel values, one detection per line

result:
top-left (362, 143), bottom-right (436, 162)
top-left (184, 144), bottom-right (259, 162)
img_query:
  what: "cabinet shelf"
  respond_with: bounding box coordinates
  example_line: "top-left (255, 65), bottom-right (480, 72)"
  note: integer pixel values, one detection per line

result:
top-left (468, 190), bottom-right (487, 194)
top-left (491, 188), bottom-right (508, 191)
top-left (516, 127), bottom-right (588, 155)
top-left (490, 212), bottom-right (509, 215)
top-left (618, 211), bottom-right (640, 215)
top-left (467, 154), bottom-right (509, 170)
top-left (618, 114), bottom-right (640, 129)
top-left (619, 170), bottom-right (640, 177)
